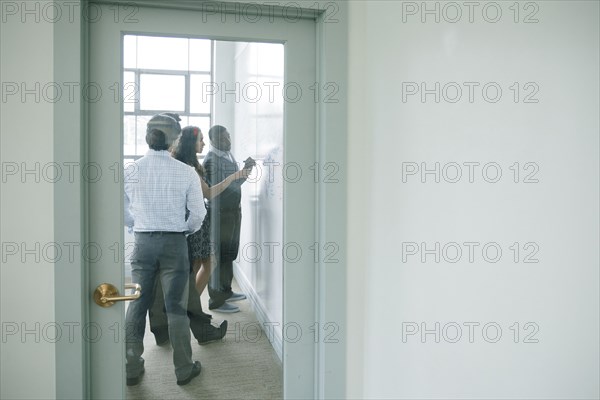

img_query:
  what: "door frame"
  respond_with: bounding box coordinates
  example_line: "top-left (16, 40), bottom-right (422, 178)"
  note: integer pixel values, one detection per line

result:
top-left (53, 1), bottom-right (348, 398)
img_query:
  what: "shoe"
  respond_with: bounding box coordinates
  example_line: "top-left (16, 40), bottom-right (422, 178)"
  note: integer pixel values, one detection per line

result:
top-left (227, 292), bottom-right (246, 302)
top-left (126, 359), bottom-right (145, 386)
top-left (198, 320), bottom-right (228, 345)
top-left (200, 311), bottom-right (213, 319)
top-left (209, 302), bottom-right (239, 313)
top-left (155, 335), bottom-right (170, 346)
top-left (152, 327), bottom-right (169, 346)
top-left (176, 361), bottom-right (202, 386)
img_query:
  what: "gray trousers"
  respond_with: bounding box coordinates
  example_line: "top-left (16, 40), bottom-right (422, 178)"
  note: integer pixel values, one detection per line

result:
top-left (149, 268), bottom-right (213, 342)
top-left (208, 208), bottom-right (241, 309)
top-left (125, 232), bottom-right (194, 381)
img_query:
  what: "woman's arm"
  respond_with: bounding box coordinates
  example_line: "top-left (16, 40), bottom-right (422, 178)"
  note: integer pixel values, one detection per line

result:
top-left (201, 168), bottom-right (251, 200)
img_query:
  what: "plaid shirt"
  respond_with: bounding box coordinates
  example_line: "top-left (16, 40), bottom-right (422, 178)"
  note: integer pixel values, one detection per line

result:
top-left (124, 150), bottom-right (205, 234)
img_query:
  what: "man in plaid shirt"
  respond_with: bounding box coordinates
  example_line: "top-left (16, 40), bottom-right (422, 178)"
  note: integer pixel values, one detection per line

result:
top-left (124, 114), bottom-right (206, 386)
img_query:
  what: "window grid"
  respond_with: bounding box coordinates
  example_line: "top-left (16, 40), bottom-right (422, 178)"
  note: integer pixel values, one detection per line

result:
top-left (123, 36), bottom-right (214, 159)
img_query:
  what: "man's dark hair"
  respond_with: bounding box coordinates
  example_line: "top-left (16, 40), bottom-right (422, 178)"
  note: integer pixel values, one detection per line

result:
top-left (146, 128), bottom-right (169, 151)
top-left (161, 112), bottom-right (181, 122)
top-left (208, 125), bottom-right (227, 142)
top-left (147, 114), bottom-right (181, 147)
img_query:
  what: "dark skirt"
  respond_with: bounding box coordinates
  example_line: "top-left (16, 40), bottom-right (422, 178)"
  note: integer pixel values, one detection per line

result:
top-left (187, 209), bottom-right (214, 262)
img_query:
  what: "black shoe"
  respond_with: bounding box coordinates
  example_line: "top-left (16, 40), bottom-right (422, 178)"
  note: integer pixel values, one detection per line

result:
top-left (200, 311), bottom-right (213, 319)
top-left (198, 320), bottom-right (228, 345)
top-left (209, 302), bottom-right (239, 313)
top-left (176, 361), bottom-right (201, 386)
top-left (126, 366), bottom-right (145, 386)
top-left (156, 336), bottom-right (169, 346)
top-left (152, 327), bottom-right (170, 346)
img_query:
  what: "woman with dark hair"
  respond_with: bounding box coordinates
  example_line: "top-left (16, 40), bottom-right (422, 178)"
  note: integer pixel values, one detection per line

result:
top-left (172, 126), bottom-right (251, 297)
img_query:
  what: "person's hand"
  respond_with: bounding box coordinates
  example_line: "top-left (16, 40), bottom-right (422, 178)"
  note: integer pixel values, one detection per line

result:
top-left (235, 168), bottom-right (252, 180)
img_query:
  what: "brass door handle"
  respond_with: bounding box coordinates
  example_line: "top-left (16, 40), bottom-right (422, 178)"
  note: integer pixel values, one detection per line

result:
top-left (93, 283), bottom-right (141, 307)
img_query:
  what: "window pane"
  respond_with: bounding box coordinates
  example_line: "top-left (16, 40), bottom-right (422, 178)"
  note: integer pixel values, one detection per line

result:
top-left (139, 74), bottom-right (185, 111)
top-left (190, 74), bottom-right (212, 114)
top-left (123, 115), bottom-right (137, 156)
top-left (123, 35), bottom-right (137, 69)
top-left (178, 115), bottom-right (189, 127)
top-left (137, 36), bottom-right (189, 71)
top-left (136, 115), bottom-right (152, 155)
top-left (123, 71), bottom-right (136, 112)
top-left (189, 39), bottom-right (212, 72)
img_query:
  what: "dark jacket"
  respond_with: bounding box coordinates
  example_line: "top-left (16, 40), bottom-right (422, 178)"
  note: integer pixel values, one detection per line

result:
top-left (203, 150), bottom-right (243, 210)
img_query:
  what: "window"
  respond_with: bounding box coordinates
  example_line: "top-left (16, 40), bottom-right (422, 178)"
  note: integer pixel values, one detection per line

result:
top-left (123, 35), bottom-right (213, 158)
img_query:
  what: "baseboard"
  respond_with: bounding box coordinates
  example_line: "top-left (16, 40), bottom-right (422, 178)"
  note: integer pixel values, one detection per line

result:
top-left (233, 263), bottom-right (283, 362)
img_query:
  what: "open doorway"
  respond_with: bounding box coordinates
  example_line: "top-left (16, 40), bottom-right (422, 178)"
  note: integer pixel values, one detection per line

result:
top-left (121, 34), bottom-right (285, 399)
top-left (86, 3), bottom-right (320, 398)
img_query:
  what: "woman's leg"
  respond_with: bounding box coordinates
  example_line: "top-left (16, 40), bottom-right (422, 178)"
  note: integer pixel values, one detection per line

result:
top-left (194, 256), bottom-right (213, 295)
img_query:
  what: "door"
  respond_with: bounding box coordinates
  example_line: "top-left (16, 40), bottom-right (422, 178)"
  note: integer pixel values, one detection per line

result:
top-left (88, 2), bottom-right (316, 398)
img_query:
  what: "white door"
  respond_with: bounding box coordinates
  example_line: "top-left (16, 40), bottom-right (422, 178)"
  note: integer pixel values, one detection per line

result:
top-left (88, 3), bottom-right (316, 398)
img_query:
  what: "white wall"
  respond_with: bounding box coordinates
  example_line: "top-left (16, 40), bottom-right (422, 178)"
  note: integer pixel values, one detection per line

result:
top-left (213, 40), bottom-right (285, 350)
top-left (0, 2), bottom-right (56, 398)
top-left (347, 1), bottom-right (599, 399)
top-left (233, 41), bottom-right (285, 335)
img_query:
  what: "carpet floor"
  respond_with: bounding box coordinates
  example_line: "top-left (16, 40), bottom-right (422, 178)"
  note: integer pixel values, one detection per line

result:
top-left (126, 279), bottom-right (283, 400)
